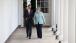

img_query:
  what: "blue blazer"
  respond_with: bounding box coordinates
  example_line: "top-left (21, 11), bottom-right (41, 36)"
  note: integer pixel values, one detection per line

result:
top-left (34, 12), bottom-right (46, 24)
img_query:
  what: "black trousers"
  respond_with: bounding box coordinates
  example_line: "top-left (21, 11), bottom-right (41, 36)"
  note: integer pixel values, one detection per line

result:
top-left (25, 19), bottom-right (32, 37)
top-left (36, 23), bottom-right (43, 38)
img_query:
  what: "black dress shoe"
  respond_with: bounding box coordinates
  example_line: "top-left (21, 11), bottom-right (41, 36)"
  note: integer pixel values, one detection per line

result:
top-left (37, 37), bottom-right (42, 39)
top-left (29, 37), bottom-right (31, 39)
top-left (39, 37), bottom-right (42, 39)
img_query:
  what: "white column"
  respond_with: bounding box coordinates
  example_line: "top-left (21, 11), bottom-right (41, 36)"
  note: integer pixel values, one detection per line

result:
top-left (48, 0), bottom-right (56, 30)
top-left (56, 0), bottom-right (61, 35)
top-left (62, 0), bottom-right (68, 43)
top-left (54, 0), bottom-right (58, 31)
top-left (68, 0), bottom-right (75, 43)
top-left (55, 0), bottom-right (58, 25)
top-left (53, 0), bottom-right (58, 31)
top-left (52, 0), bottom-right (56, 30)
top-left (59, 0), bottom-right (64, 41)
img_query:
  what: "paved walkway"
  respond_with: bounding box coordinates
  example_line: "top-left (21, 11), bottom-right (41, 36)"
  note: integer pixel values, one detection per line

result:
top-left (5, 27), bottom-right (59, 43)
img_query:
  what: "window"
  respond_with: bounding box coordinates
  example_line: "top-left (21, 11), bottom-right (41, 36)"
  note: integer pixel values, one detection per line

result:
top-left (37, 0), bottom-right (49, 13)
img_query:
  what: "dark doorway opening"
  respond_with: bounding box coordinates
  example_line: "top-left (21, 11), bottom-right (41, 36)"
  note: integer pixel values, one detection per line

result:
top-left (23, 0), bottom-right (27, 27)
top-left (31, 0), bottom-right (36, 13)
top-left (31, 0), bottom-right (36, 26)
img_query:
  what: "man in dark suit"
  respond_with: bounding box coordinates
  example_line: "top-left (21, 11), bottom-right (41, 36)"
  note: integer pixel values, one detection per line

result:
top-left (24, 4), bottom-right (33, 39)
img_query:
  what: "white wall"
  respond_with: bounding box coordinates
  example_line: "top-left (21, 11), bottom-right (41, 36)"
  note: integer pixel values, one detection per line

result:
top-left (0, 0), bottom-right (5, 43)
top-left (18, 0), bottom-right (23, 26)
top-left (11, 0), bottom-right (18, 32)
top-left (0, 0), bottom-right (19, 43)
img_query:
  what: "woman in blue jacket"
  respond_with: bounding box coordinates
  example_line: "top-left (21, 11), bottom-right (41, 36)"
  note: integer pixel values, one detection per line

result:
top-left (34, 8), bottom-right (46, 39)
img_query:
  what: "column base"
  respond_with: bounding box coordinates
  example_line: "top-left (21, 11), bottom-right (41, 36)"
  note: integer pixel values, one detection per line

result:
top-left (52, 25), bottom-right (57, 31)
top-left (56, 31), bottom-right (60, 35)
top-left (48, 27), bottom-right (52, 30)
top-left (21, 24), bottom-right (24, 27)
top-left (62, 41), bottom-right (68, 43)
top-left (59, 35), bottom-right (63, 40)
top-left (56, 35), bottom-right (59, 39)
top-left (53, 31), bottom-right (57, 35)
top-left (48, 25), bottom-right (55, 31)
top-left (55, 31), bottom-right (60, 39)
top-left (58, 41), bottom-right (62, 43)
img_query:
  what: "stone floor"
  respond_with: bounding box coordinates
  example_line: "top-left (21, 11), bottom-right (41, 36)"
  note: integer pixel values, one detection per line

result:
top-left (5, 27), bottom-right (59, 43)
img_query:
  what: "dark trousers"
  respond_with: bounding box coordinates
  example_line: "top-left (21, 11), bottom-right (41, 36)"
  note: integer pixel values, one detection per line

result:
top-left (25, 19), bottom-right (32, 37)
top-left (36, 23), bottom-right (43, 38)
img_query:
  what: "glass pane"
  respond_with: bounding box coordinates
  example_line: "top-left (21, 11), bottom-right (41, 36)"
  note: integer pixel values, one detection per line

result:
top-left (45, 8), bottom-right (48, 13)
top-left (41, 0), bottom-right (44, 1)
top-left (41, 8), bottom-right (44, 13)
top-left (44, 2), bottom-right (48, 8)
top-left (41, 2), bottom-right (44, 7)
top-left (37, 0), bottom-right (40, 1)
top-left (37, 2), bottom-right (41, 7)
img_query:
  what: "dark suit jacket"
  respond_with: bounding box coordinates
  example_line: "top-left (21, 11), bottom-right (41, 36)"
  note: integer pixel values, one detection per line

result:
top-left (24, 9), bottom-right (33, 21)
